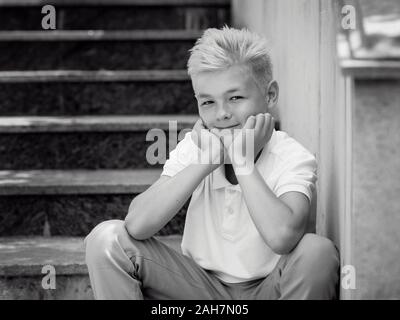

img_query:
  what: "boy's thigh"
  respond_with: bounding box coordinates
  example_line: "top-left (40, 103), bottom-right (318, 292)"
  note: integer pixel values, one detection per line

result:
top-left (116, 228), bottom-right (231, 299)
top-left (238, 272), bottom-right (281, 300)
top-left (241, 233), bottom-right (340, 300)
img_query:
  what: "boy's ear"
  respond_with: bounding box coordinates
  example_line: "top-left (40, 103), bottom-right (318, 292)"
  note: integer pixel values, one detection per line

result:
top-left (266, 80), bottom-right (279, 107)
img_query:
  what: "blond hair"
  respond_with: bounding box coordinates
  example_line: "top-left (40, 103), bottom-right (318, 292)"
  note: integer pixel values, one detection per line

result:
top-left (187, 26), bottom-right (273, 96)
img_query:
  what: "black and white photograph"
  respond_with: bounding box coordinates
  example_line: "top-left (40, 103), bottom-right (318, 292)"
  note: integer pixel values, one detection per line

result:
top-left (0, 0), bottom-right (399, 306)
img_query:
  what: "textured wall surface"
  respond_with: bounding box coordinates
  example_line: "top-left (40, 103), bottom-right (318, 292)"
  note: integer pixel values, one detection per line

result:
top-left (353, 79), bottom-right (400, 299)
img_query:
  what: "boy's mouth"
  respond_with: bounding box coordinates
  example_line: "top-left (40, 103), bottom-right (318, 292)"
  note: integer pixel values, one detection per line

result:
top-left (215, 124), bottom-right (241, 129)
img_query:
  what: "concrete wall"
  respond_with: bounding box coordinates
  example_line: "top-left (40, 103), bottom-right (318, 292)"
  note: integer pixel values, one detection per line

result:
top-left (232, 0), bottom-right (320, 152)
top-left (232, 0), bottom-right (400, 300)
top-left (352, 79), bottom-right (400, 299)
top-left (232, 0), bottom-right (352, 298)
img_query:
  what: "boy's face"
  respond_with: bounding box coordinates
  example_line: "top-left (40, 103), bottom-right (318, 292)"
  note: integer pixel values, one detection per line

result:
top-left (192, 64), bottom-right (273, 131)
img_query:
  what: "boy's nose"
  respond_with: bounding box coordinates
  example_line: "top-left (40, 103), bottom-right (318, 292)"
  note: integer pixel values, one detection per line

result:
top-left (216, 104), bottom-right (232, 121)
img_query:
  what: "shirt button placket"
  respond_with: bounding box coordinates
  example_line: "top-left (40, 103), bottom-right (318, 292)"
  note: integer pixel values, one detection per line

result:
top-left (225, 188), bottom-right (236, 217)
top-left (222, 188), bottom-right (237, 239)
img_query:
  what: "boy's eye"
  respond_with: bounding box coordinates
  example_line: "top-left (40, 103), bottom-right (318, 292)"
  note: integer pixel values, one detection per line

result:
top-left (230, 96), bottom-right (243, 101)
top-left (201, 101), bottom-right (214, 106)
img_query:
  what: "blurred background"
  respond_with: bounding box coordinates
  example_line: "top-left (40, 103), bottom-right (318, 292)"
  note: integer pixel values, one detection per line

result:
top-left (0, 0), bottom-right (399, 300)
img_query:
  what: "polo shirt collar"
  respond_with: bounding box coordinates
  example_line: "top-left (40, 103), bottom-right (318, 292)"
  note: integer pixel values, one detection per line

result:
top-left (210, 129), bottom-right (278, 190)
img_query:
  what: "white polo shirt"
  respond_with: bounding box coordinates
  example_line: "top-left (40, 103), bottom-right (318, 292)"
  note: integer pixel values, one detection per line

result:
top-left (161, 129), bottom-right (318, 283)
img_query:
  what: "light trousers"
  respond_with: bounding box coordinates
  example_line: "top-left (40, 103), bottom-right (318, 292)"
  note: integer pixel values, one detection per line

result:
top-left (84, 219), bottom-right (339, 300)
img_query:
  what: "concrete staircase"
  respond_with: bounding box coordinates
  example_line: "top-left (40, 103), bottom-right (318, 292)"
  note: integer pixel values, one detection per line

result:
top-left (0, 0), bottom-right (231, 299)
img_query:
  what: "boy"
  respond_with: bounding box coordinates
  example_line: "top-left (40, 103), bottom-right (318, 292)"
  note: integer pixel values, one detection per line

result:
top-left (85, 27), bottom-right (339, 300)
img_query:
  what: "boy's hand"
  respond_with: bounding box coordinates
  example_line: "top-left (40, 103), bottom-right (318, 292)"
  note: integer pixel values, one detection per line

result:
top-left (190, 118), bottom-right (224, 170)
top-left (221, 113), bottom-right (275, 166)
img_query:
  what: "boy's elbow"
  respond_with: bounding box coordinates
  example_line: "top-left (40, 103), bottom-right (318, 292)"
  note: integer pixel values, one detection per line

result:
top-left (269, 238), bottom-right (290, 255)
top-left (124, 219), bottom-right (152, 241)
top-left (270, 241), bottom-right (292, 255)
top-left (269, 227), bottom-right (302, 255)
top-left (125, 205), bottom-right (153, 241)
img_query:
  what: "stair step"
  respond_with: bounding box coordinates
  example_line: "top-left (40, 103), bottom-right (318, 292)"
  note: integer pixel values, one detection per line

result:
top-left (0, 130), bottom-right (190, 170)
top-left (0, 117), bottom-right (280, 170)
top-left (0, 170), bottom-right (188, 236)
top-left (0, 81), bottom-right (196, 116)
top-left (0, 115), bottom-right (198, 133)
top-left (0, 169), bottom-right (161, 195)
top-left (0, 236), bottom-right (88, 277)
top-left (0, 70), bottom-right (189, 82)
top-left (0, 115), bottom-right (197, 170)
top-left (0, 40), bottom-right (195, 70)
top-left (0, 117), bottom-right (281, 170)
top-left (0, 30), bottom-right (203, 41)
top-left (0, 4), bottom-right (229, 31)
top-left (0, 0), bottom-right (229, 6)
top-left (0, 235), bottom-right (182, 276)
top-left (0, 235), bottom-right (182, 299)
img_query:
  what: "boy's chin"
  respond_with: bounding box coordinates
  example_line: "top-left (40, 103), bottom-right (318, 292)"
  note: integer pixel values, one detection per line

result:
top-left (212, 126), bottom-right (243, 140)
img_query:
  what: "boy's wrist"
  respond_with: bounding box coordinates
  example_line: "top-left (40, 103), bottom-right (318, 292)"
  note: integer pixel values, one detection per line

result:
top-left (227, 148), bottom-right (257, 176)
top-left (193, 163), bottom-right (221, 176)
top-left (190, 133), bottom-right (224, 167)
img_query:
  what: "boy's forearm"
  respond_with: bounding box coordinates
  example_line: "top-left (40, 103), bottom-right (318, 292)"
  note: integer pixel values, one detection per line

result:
top-left (233, 165), bottom-right (298, 254)
top-left (125, 163), bottom-right (216, 239)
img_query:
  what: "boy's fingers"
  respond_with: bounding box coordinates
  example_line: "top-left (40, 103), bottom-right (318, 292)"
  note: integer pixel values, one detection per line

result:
top-left (192, 119), bottom-right (201, 134)
top-left (270, 117), bottom-right (275, 132)
top-left (262, 113), bottom-right (270, 129)
top-left (196, 118), bottom-right (206, 129)
top-left (191, 127), bottom-right (199, 139)
top-left (244, 115), bottom-right (256, 129)
top-left (210, 128), bottom-right (222, 139)
top-left (192, 119), bottom-right (206, 145)
top-left (265, 114), bottom-right (274, 137)
top-left (215, 128), bottom-right (233, 145)
top-left (254, 113), bottom-right (265, 133)
top-left (209, 128), bottom-right (217, 134)
top-left (265, 113), bottom-right (274, 123)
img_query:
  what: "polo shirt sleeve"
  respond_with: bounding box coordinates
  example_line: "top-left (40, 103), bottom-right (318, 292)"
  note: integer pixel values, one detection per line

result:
top-left (273, 148), bottom-right (318, 203)
top-left (161, 131), bottom-right (198, 177)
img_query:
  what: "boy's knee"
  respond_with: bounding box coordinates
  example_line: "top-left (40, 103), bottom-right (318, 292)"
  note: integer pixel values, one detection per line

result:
top-left (85, 219), bottom-right (129, 265)
top-left (291, 233), bottom-right (339, 276)
top-left (279, 233), bottom-right (340, 299)
top-left (296, 233), bottom-right (337, 254)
